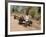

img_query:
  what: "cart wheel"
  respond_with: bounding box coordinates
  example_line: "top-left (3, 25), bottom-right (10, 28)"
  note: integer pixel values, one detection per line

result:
top-left (28, 24), bottom-right (30, 26)
top-left (24, 23), bottom-right (27, 27)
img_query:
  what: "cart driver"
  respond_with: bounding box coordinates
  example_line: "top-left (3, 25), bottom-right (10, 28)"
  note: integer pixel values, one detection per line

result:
top-left (24, 14), bottom-right (29, 22)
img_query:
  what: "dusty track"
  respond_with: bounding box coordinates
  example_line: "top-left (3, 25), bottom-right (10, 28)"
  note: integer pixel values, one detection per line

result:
top-left (10, 15), bottom-right (41, 32)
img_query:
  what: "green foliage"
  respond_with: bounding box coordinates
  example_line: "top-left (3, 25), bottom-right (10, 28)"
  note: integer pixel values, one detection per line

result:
top-left (38, 7), bottom-right (41, 15)
top-left (12, 8), bottom-right (15, 12)
top-left (30, 10), bottom-right (35, 18)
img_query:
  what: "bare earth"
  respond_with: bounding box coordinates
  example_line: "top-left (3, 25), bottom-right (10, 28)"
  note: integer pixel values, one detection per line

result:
top-left (10, 15), bottom-right (41, 32)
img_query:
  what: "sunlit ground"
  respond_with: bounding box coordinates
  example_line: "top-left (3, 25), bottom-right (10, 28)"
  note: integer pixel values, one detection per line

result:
top-left (10, 13), bottom-right (41, 32)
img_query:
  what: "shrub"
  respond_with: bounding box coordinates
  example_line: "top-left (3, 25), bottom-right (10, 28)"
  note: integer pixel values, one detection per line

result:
top-left (30, 11), bottom-right (35, 18)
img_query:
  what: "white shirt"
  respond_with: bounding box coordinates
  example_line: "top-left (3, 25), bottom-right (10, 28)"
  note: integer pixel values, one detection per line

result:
top-left (25, 15), bottom-right (29, 21)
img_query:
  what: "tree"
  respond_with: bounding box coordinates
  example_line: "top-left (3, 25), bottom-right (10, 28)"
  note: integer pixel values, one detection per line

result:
top-left (38, 7), bottom-right (41, 14)
top-left (12, 7), bottom-right (15, 12)
top-left (26, 7), bottom-right (32, 15)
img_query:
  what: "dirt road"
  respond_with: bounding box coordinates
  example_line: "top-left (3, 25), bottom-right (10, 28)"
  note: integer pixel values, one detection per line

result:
top-left (10, 15), bottom-right (41, 32)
